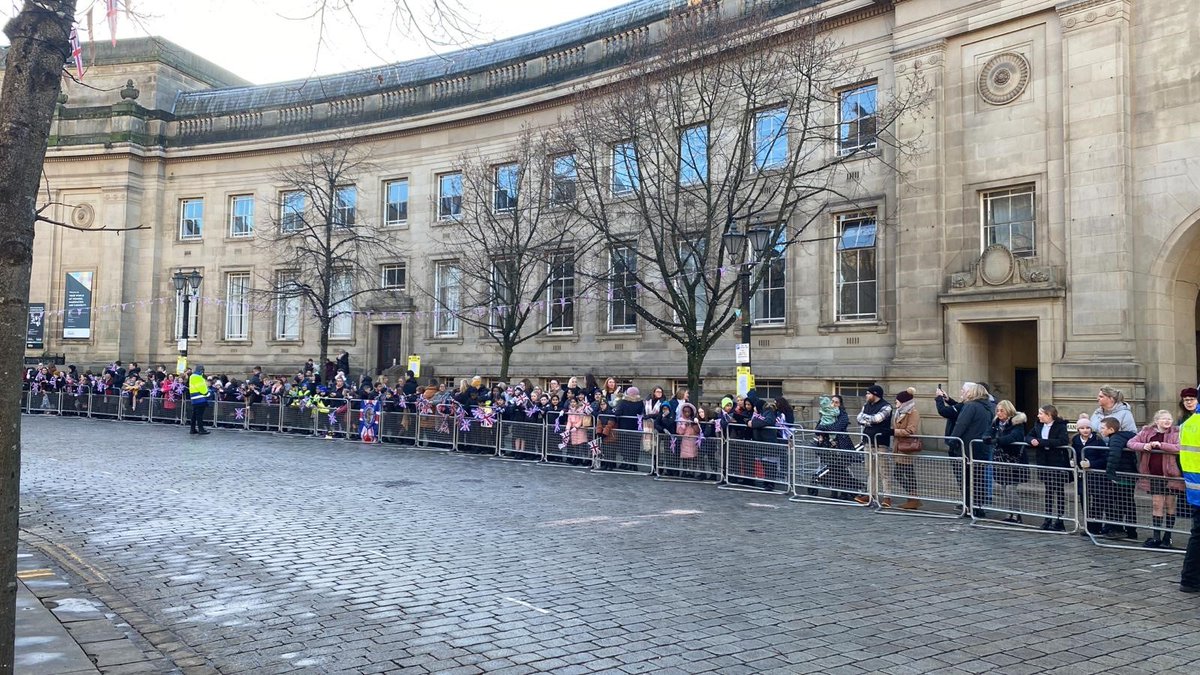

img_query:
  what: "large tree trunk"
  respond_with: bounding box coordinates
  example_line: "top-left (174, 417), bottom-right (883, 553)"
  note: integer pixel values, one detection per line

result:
top-left (0, 2), bottom-right (76, 668)
top-left (498, 344), bottom-right (512, 383)
top-left (685, 346), bottom-right (706, 400)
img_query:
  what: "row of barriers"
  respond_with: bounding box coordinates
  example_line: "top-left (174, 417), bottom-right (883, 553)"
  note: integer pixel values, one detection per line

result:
top-left (22, 391), bottom-right (1192, 553)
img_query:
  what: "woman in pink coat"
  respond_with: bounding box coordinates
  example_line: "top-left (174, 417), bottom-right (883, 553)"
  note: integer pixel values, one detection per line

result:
top-left (1128, 410), bottom-right (1184, 548)
top-left (676, 402), bottom-right (700, 460)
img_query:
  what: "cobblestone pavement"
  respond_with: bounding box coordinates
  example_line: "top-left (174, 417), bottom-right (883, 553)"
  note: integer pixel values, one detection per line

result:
top-left (19, 416), bottom-right (1200, 674)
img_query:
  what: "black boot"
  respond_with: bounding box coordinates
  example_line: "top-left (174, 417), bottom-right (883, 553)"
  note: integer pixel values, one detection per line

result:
top-left (1162, 532), bottom-right (1175, 549)
top-left (1124, 527), bottom-right (1139, 540)
top-left (1040, 518), bottom-right (1053, 531)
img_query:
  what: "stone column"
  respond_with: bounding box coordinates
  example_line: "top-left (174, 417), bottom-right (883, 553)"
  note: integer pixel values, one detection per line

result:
top-left (1056, 0), bottom-right (1137, 367)
top-left (891, 39), bottom-right (947, 366)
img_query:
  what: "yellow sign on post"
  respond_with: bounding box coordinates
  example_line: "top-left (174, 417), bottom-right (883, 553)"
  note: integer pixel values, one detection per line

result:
top-left (176, 357), bottom-right (187, 374)
top-left (407, 354), bottom-right (421, 378)
top-left (736, 366), bottom-right (754, 397)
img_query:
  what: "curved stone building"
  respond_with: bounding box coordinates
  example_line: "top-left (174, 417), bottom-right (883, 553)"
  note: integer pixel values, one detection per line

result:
top-left (6, 0), bottom-right (1200, 421)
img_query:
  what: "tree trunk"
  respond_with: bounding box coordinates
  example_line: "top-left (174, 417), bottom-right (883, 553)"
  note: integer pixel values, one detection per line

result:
top-left (498, 344), bottom-right (512, 382)
top-left (318, 319), bottom-right (330, 381)
top-left (685, 347), bottom-right (706, 400)
top-left (0, 2), bottom-right (76, 668)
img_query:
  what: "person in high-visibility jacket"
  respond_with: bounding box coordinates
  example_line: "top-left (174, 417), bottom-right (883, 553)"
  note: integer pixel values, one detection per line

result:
top-left (1178, 387), bottom-right (1200, 592)
top-left (188, 365), bottom-right (210, 435)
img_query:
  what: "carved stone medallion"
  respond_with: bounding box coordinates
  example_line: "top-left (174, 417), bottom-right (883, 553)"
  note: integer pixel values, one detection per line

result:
top-left (70, 203), bottom-right (95, 229)
top-left (979, 244), bottom-right (1015, 286)
top-left (978, 52), bottom-right (1030, 106)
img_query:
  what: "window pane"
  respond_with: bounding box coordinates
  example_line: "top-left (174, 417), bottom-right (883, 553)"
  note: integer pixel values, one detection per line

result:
top-left (548, 252), bottom-right (575, 333)
top-left (275, 272), bottom-right (301, 340)
top-left (335, 186), bottom-right (356, 228)
top-left (281, 191), bottom-right (304, 233)
top-left (609, 246), bottom-right (637, 332)
top-left (180, 199), bottom-right (203, 239)
top-left (439, 173), bottom-right (463, 219)
top-left (494, 163), bottom-right (519, 212)
top-left (435, 263), bottom-right (461, 337)
top-left (224, 273), bottom-right (250, 340)
top-left (551, 154), bottom-right (577, 205)
top-left (611, 142), bottom-right (638, 195)
top-left (385, 179), bottom-right (409, 225)
top-left (838, 84), bottom-right (878, 153)
top-left (983, 187), bottom-right (1035, 257)
top-left (230, 195), bottom-right (254, 237)
top-left (680, 124), bottom-right (708, 186)
top-left (755, 107), bottom-right (787, 169)
top-left (330, 272), bottom-right (353, 338)
top-left (836, 214), bottom-right (877, 321)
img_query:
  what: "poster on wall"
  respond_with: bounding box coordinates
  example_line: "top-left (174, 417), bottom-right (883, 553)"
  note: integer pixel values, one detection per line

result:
top-left (26, 303), bottom-right (45, 349)
top-left (62, 271), bottom-right (93, 339)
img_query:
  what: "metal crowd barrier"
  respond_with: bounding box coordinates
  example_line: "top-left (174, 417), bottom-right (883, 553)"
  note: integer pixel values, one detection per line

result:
top-left (721, 424), bottom-right (791, 494)
top-left (968, 441), bottom-right (1080, 534)
top-left (416, 411), bottom-right (455, 449)
top-left (89, 393), bottom-right (120, 419)
top-left (497, 419), bottom-right (546, 462)
top-left (654, 430), bottom-right (719, 482)
top-left (247, 400), bottom-right (280, 432)
top-left (544, 413), bottom-right (595, 465)
top-left (1081, 463), bottom-right (1192, 554)
top-left (457, 412), bottom-right (500, 454)
top-left (149, 396), bottom-right (183, 424)
top-left (874, 434), bottom-right (966, 518)
top-left (180, 400), bottom-right (215, 427)
top-left (380, 410), bottom-right (418, 445)
top-left (120, 395), bottom-right (150, 422)
top-left (279, 400), bottom-right (314, 435)
top-left (790, 430), bottom-right (872, 507)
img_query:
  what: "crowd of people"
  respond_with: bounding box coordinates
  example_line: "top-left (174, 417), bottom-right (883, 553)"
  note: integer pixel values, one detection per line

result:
top-left (20, 359), bottom-right (1200, 592)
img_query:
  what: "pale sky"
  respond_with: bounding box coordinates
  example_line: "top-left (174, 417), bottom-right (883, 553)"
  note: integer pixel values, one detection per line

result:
top-left (1, 0), bottom-right (630, 85)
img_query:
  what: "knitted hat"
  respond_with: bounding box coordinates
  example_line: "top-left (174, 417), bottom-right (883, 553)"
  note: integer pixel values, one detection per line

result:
top-left (1076, 415), bottom-right (1092, 429)
top-left (623, 386), bottom-right (641, 401)
top-left (1182, 388), bottom-right (1199, 399)
top-left (895, 390), bottom-right (914, 404)
top-left (720, 397), bottom-right (733, 409)
top-left (866, 385), bottom-right (885, 399)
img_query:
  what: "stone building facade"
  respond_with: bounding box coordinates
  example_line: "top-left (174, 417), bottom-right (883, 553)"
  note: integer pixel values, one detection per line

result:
top-left (5, 0), bottom-right (1199, 421)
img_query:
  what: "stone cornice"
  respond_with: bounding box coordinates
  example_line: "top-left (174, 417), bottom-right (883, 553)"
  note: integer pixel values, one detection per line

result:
top-left (892, 38), bottom-right (948, 63)
top-left (1056, 0), bottom-right (1129, 31)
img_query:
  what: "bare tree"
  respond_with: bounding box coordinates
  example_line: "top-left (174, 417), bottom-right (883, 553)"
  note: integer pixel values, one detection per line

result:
top-left (0, 2), bottom-right (77, 667)
top-left (255, 142), bottom-right (401, 374)
top-left (413, 128), bottom-right (596, 381)
top-left (559, 6), bottom-right (928, 392)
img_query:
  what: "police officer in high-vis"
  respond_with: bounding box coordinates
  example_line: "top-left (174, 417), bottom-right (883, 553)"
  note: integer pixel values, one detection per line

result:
top-left (1178, 387), bottom-right (1200, 592)
top-left (189, 365), bottom-right (210, 435)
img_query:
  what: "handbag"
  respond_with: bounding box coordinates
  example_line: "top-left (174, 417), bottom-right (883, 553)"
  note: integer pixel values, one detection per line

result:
top-left (894, 435), bottom-right (923, 454)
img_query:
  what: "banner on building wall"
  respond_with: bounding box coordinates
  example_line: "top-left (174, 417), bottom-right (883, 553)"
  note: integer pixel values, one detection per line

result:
top-left (27, 303), bottom-right (45, 350)
top-left (63, 271), bottom-right (93, 339)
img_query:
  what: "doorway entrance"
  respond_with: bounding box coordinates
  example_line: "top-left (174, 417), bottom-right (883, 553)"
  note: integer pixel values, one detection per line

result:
top-left (376, 324), bottom-right (403, 374)
top-left (957, 320), bottom-right (1038, 414)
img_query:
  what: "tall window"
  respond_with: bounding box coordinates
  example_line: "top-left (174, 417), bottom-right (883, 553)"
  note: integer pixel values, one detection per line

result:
top-left (224, 272), bottom-right (250, 340)
top-left (334, 186), bottom-right (357, 228)
top-left (679, 124), bottom-right (708, 186)
top-left (179, 198), bottom-right (204, 240)
top-left (755, 379), bottom-right (784, 402)
top-left (493, 163), bottom-right (519, 212)
top-left (381, 263), bottom-right (407, 291)
top-left (490, 262), bottom-right (515, 333)
top-left (383, 179), bottom-right (409, 226)
top-left (280, 191), bottom-right (305, 233)
top-left (434, 262), bottom-right (462, 337)
top-left (275, 271), bottom-right (301, 340)
top-left (329, 271), bottom-right (353, 338)
top-left (679, 240), bottom-right (708, 327)
top-left (836, 213), bottom-right (877, 321)
top-left (611, 140), bottom-right (639, 195)
top-left (835, 381), bottom-right (875, 400)
top-left (754, 106), bottom-right (788, 169)
top-left (437, 172), bottom-right (463, 220)
top-left (838, 83), bottom-right (877, 154)
top-left (547, 252), bottom-right (575, 334)
top-left (229, 195), bottom-right (254, 238)
top-left (550, 153), bottom-right (577, 205)
top-left (174, 282), bottom-right (199, 339)
top-left (608, 246), bottom-right (637, 332)
top-left (752, 231), bottom-right (787, 326)
top-left (982, 186), bottom-right (1035, 257)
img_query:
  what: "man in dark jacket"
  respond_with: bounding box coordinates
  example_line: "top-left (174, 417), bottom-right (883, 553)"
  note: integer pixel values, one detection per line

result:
top-left (950, 384), bottom-right (994, 515)
top-left (856, 385), bottom-right (893, 449)
top-left (935, 385), bottom-right (961, 438)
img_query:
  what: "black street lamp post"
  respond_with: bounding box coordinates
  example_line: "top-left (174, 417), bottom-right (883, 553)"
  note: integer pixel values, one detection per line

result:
top-left (722, 220), bottom-right (773, 378)
top-left (172, 269), bottom-right (203, 358)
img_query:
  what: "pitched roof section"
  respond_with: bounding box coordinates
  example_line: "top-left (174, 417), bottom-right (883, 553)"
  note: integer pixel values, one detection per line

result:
top-left (172, 0), bottom-right (683, 117)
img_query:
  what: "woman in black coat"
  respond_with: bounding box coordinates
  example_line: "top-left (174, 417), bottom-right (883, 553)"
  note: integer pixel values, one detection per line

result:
top-left (950, 383), bottom-right (994, 516)
top-left (984, 401), bottom-right (1028, 522)
top-left (1026, 404), bottom-right (1071, 531)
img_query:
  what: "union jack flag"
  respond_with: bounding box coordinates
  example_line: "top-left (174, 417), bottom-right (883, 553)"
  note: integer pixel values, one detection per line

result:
top-left (106, 0), bottom-right (119, 46)
top-left (69, 27), bottom-right (83, 78)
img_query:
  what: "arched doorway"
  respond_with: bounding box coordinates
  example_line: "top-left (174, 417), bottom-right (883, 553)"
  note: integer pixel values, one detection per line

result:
top-left (1144, 210), bottom-right (1200, 412)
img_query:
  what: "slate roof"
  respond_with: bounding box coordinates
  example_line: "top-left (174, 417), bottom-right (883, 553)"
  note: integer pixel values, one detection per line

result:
top-left (171, 0), bottom-right (688, 117)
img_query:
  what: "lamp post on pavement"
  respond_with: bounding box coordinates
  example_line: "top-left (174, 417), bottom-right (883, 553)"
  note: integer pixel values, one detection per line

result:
top-left (172, 269), bottom-right (203, 359)
top-left (722, 220), bottom-right (773, 386)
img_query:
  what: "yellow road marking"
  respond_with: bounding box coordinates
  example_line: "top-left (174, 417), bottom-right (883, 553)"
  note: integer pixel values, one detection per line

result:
top-left (16, 569), bottom-right (55, 580)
